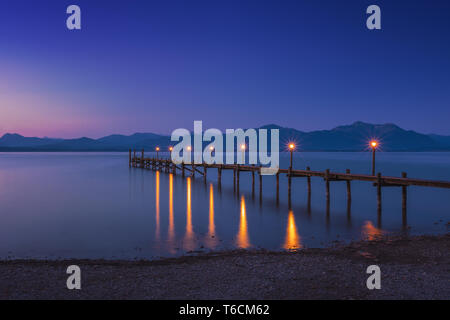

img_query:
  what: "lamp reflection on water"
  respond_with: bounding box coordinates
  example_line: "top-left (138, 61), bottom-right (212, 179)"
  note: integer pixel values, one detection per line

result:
top-left (362, 221), bottom-right (384, 241)
top-left (183, 177), bottom-right (196, 251)
top-left (205, 183), bottom-right (218, 249)
top-left (155, 171), bottom-right (160, 240)
top-left (167, 173), bottom-right (176, 252)
top-left (236, 195), bottom-right (250, 248)
top-left (283, 210), bottom-right (302, 250)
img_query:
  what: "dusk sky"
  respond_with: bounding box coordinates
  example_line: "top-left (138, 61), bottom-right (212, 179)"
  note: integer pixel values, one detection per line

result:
top-left (1, 0), bottom-right (449, 138)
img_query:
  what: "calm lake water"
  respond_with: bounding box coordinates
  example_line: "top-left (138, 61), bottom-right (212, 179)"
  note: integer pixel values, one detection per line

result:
top-left (0, 152), bottom-right (449, 260)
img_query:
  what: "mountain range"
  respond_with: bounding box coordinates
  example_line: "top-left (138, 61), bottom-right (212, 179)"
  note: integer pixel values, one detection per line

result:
top-left (1, 122), bottom-right (449, 152)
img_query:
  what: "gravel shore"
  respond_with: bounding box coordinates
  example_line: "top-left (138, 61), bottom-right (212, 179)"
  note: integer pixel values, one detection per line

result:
top-left (1, 234), bottom-right (449, 300)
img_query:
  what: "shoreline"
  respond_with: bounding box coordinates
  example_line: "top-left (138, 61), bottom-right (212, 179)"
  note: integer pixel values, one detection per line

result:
top-left (1, 234), bottom-right (449, 299)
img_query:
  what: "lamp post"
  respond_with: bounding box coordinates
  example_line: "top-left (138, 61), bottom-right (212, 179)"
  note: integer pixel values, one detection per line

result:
top-left (288, 143), bottom-right (295, 169)
top-left (156, 146), bottom-right (160, 159)
top-left (240, 144), bottom-right (246, 164)
top-left (169, 146), bottom-right (173, 160)
top-left (370, 140), bottom-right (378, 176)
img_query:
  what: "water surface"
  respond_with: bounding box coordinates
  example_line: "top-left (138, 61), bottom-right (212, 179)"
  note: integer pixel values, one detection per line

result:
top-left (0, 152), bottom-right (449, 260)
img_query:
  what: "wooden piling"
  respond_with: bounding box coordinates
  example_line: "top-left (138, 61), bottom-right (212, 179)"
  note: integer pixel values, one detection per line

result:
top-left (346, 169), bottom-right (352, 202)
top-left (325, 169), bottom-right (330, 205)
top-left (133, 150), bottom-right (136, 167)
top-left (377, 172), bottom-right (382, 215)
top-left (306, 166), bottom-right (311, 197)
top-left (203, 163), bottom-right (207, 182)
top-left (259, 167), bottom-right (263, 197)
top-left (218, 166), bottom-right (222, 186)
top-left (402, 172), bottom-right (407, 226)
top-left (276, 172), bottom-right (280, 204)
top-left (141, 149), bottom-right (144, 168)
top-left (181, 162), bottom-right (185, 177)
top-left (236, 165), bottom-right (240, 193)
top-left (252, 165), bottom-right (255, 193)
top-left (287, 167), bottom-right (292, 202)
top-left (129, 149), bottom-right (131, 167)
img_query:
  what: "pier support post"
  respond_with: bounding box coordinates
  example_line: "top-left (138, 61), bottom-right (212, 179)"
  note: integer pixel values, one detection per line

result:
top-left (192, 164), bottom-right (195, 178)
top-left (346, 169), bottom-right (352, 203)
top-left (252, 165), bottom-right (255, 195)
top-left (133, 150), bottom-right (136, 167)
top-left (203, 164), bottom-right (207, 183)
top-left (288, 167), bottom-right (292, 205)
top-left (129, 149), bottom-right (131, 167)
top-left (276, 172), bottom-right (280, 204)
top-left (181, 162), bottom-right (185, 178)
top-left (402, 172), bottom-right (407, 226)
top-left (236, 165), bottom-right (240, 194)
top-left (233, 168), bottom-right (236, 191)
top-left (325, 169), bottom-right (330, 210)
top-left (377, 172), bottom-right (382, 216)
top-left (218, 166), bottom-right (222, 186)
top-left (306, 167), bottom-right (311, 198)
top-left (259, 166), bottom-right (263, 200)
top-left (141, 149), bottom-right (144, 168)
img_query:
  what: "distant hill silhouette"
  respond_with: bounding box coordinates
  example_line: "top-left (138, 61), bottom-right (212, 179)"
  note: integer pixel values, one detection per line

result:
top-left (1, 122), bottom-right (449, 152)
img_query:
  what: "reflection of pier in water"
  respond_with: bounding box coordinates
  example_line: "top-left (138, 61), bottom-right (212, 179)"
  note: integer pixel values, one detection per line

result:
top-left (183, 177), bottom-right (196, 251)
top-left (142, 164), bottom-right (391, 253)
top-left (152, 170), bottom-right (303, 252)
top-left (132, 149), bottom-right (450, 232)
top-left (236, 196), bottom-right (250, 248)
top-left (283, 210), bottom-right (302, 250)
top-left (205, 184), bottom-right (219, 249)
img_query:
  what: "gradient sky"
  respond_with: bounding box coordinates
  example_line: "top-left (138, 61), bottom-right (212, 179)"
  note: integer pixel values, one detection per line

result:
top-left (1, 0), bottom-right (449, 138)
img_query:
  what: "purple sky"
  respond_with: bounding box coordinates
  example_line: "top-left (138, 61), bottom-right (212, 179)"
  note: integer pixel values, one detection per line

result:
top-left (1, 0), bottom-right (450, 138)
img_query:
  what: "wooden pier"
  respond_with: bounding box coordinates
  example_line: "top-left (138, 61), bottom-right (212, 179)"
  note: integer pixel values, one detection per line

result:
top-left (129, 149), bottom-right (450, 224)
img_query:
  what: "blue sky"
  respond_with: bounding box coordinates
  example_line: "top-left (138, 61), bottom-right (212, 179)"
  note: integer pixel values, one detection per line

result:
top-left (0, 0), bottom-right (449, 138)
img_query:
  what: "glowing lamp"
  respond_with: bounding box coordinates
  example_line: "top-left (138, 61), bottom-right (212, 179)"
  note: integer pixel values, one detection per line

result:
top-left (289, 143), bottom-right (295, 150)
